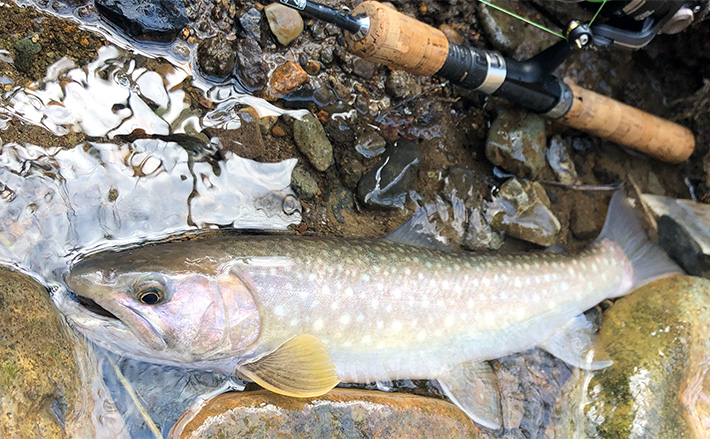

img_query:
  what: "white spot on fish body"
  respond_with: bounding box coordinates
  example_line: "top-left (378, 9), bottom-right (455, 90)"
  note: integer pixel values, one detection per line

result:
top-left (330, 302), bottom-right (339, 311)
top-left (417, 272), bottom-right (424, 280)
top-left (344, 287), bottom-right (354, 297)
top-left (308, 273), bottom-right (317, 282)
top-left (361, 335), bottom-right (372, 344)
top-left (377, 283), bottom-right (385, 291)
top-left (445, 315), bottom-right (455, 327)
top-left (392, 320), bottom-right (403, 331)
top-left (340, 315), bottom-right (351, 325)
top-left (376, 320), bottom-right (384, 329)
top-left (385, 304), bottom-right (393, 313)
top-left (372, 298), bottom-right (380, 308)
top-left (417, 331), bottom-right (427, 341)
top-left (356, 314), bottom-right (365, 324)
top-left (313, 319), bottom-right (324, 331)
top-left (404, 267), bottom-right (411, 275)
top-left (513, 278), bottom-right (522, 288)
top-left (467, 298), bottom-right (475, 309)
top-left (274, 305), bottom-right (285, 316)
top-left (362, 274), bottom-right (370, 282)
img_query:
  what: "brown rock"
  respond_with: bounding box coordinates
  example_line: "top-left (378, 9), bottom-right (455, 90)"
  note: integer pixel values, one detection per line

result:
top-left (305, 59), bottom-right (321, 75)
top-left (267, 61), bottom-right (309, 100)
top-left (439, 23), bottom-right (464, 45)
top-left (170, 389), bottom-right (483, 439)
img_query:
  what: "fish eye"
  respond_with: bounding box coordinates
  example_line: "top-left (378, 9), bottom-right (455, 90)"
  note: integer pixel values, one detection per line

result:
top-left (133, 275), bottom-right (167, 305)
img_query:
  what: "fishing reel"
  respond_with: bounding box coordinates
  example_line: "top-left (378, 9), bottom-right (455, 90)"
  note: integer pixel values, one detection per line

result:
top-left (558, 0), bottom-right (707, 49)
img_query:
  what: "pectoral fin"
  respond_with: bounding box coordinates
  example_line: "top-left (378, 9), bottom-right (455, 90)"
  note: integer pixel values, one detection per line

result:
top-left (438, 360), bottom-right (502, 430)
top-left (238, 334), bottom-right (340, 398)
top-left (541, 313), bottom-right (612, 370)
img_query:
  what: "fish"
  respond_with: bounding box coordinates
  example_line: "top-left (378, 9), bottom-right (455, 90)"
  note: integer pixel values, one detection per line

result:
top-left (55, 190), bottom-right (681, 430)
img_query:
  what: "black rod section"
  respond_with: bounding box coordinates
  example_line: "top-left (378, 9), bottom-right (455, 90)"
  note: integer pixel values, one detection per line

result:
top-left (276, 0), bottom-right (362, 34)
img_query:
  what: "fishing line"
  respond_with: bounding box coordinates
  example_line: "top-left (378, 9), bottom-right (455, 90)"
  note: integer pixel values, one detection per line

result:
top-left (587, 0), bottom-right (608, 26)
top-left (477, 0), bottom-right (567, 39)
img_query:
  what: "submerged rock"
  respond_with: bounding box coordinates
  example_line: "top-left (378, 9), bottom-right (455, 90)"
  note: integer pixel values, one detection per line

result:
top-left (206, 108), bottom-right (264, 160)
top-left (196, 34), bottom-right (235, 80)
top-left (488, 178), bottom-right (561, 246)
top-left (641, 194), bottom-right (710, 278)
top-left (169, 389), bottom-right (481, 439)
top-left (548, 276), bottom-right (710, 439)
top-left (264, 3), bottom-right (304, 46)
top-left (292, 113), bottom-right (334, 172)
top-left (354, 131), bottom-right (387, 158)
top-left (464, 206), bottom-right (503, 251)
top-left (0, 269), bottom-right (125, 438)
top-left (357, 139), bottom-right (421, 209)
top-left (234, 38), bottom-right (268, 92)
top-left (95, 0), bottom-right (188, 42)
top-left (485, 107), bottom-right (547, 179)
top-left (546, 135), bottom-right (579, 185)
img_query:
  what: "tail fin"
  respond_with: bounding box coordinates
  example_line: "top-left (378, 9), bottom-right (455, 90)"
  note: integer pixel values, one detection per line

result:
top-left (597, 190), bottom-right (682, 296)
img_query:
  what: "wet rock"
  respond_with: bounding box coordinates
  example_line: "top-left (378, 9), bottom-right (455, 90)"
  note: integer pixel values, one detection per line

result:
top-left (291, 167), bottom-right (319, 200)
top-left (264, 3), bottom-right (303, 46)
top-left (488, 178), bottom-right (561, 246)
top-left (206, 108), bottom-right (264, 159)
top-left (234, 38), bottom-right (268, 92)
top-left (338, 158), bottom-right (366, 190)
top-left (292, 114), bottom-right (334, 172)
top-left (443, 167), bottom-right (480, 208)
top-left (328, 184), bottom-right (354, 224)
top-left (196, 34), bottom-right (235, 80)
top-left (170, 389), bottom-right (481, 439)
top-left (304, 60), bottom-right (321, 76)
top-left (94, 0), bottom-right (188, 42)
top-left (642, 194), bottom-right (710, 278)
top-left (352, 58), bottom-right (376, 79)
top-left (325, 112), bottom-right (356, 145)
top-left (439, 23), bottom-right (464, 45)
top-left (476, 0), bottom-right (556, 59)
top-left (0, 269), bottom-right (102, 438)
top-left (354, 131), bottom-right (387, 158)
top-left (385, 70), bottom-right (422, 99)
top-left (546, 135), bottom-right (579, 185)
top-left (238, 7), bottom-right (262, 40)
top-left (486, 107), bottom-right (547, 179)
top-left (548, 276), bottom-right (710, 439)
top-left (12, 38), bottom-right (41, 73)
top-left (357, 139), bottom-right (421, 209)
top-left (266, 61), bottom-right (309, 99)
top-left (319, 46), bottom-right (334, 65)
top-left (464, 206), bottom-right (503, 250)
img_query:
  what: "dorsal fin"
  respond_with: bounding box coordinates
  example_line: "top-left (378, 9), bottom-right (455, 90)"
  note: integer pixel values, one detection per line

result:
top-left (384, 209), bottom-right (451, 251)
top-left (238, 334), bottom-right (339, 398)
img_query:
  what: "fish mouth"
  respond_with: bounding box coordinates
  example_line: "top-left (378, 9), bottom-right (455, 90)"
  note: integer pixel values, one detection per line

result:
top-left (69, 290), bottom-right (120, 320)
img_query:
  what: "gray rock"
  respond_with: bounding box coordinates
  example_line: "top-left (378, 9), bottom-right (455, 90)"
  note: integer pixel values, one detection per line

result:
top-left (238, 7), bottom-right (262, 40)
top-left (293, 114), bottom-right (334, 172)
top-left (234, 38), bottom-right (268, 91)
top-left (197, 34), bottom-right (235, 80)
top-left (355, 131), bottom-right (387, 158)
top-left (357, 139), bottom-right (421, 209)
top-left (328, 184), bottom-right (354, 224)
top-left (338, 157), bottom-right (366, 190)
top-left (443, 166), bottom-right (478, 208)
top-left (290, 167), bottom-right (319, 200)
top-left (487, 178), bottom-right (561, 246)
top-left (641, 194), bottom-right (710, 278)
top-left (319, 46), bottom-right (334, 65)
top-left (352, 58), bottom-right (376, 79)
top-left (94, 0), bottom-right (188, 42)
top-left (546, 135), bottom-right (579, 185)
top-left (486, 107), bottom-right (547, 179)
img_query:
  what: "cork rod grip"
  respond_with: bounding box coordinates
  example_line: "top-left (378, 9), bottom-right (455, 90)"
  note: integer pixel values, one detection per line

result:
top-left (559, 82), bottom-right (695, 163)
top-left (344, 1), bottom-right (449, 77)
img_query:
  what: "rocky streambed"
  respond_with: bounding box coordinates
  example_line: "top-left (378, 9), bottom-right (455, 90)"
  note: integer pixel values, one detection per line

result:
top-left (0, 0), bottom-right (709, 437)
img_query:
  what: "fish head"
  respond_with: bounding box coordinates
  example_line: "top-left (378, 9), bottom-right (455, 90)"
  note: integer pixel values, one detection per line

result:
top-left (61, 247), bottom-right (262, 366)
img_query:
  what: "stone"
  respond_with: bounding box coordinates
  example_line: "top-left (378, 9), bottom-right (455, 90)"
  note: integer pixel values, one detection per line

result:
top-left (486, 107), bottom-right (547, 179)
top-left (238, 7), bottom-right (262, 40)
top-left (94, 0), bottom-right (188, 42)
top-left (292, 114), bottom-right (334, 172)
top-left (337, 157), bottom-right (366, 190)
top-left (464, 206), bottom-right (503, 251)
top-left (196, 34), bottom-right (235, 80)
top-left (12, 38), bottom-right (41, 73)
top-left (304, 60), bottom-right (321, 76)
top-left (439, 23), bottom-right (464, 45)
top-left (169, 389), bottom-right (482, 439)
top-left (641, 194), bottom-right (710, 278)
top-left (264, 3), bottom-right (304, 46)
top-left (291, 167), bottom-right (319, 200)
top-left (546, 135), bottom-right (579, 185)
top-left (235, 38), bottom-right (268, 92)
top-left (328, 184), bottom-right (354, 224)
top-left (354, 131), bottom-right (387, 158)
top-left (487, 178), bottom-right (561, 246)
top-left (205, 108), bottom-right (264, 159)
top-left (267, 61), bottom-right (309, 99)
top-left (0, 268), bottom-right (124, 438)
top-left (547, 276), bottom-right (710, 439)
top-left (385, 70), bottom-right (422, 99)
top-left (352, 58), bottom-right (376, 79)
top-left (357, 139), bottom-right (421, 209)
top-left (319, 46), bottom-right (334, 65)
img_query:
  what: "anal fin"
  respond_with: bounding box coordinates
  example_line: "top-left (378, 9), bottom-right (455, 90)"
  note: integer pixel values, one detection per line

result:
top-left (541, 313), bottom-right (612, 370)
top-left (438, 360), bottom-right (502, 430)
top-left (238, 334), bottom-right (340, 398)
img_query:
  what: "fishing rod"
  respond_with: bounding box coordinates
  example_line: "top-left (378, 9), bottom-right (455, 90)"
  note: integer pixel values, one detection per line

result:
top-left (275, 0), bottom-right (697, 164)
